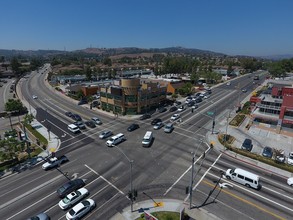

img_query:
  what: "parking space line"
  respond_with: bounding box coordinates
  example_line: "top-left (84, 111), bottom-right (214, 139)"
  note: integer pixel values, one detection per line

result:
top-left (84, 164), bottom-right (124, 195)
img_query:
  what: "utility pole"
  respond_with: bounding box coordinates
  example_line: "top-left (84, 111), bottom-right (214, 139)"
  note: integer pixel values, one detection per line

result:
top-left (189, 153), bottom-right (195, 209)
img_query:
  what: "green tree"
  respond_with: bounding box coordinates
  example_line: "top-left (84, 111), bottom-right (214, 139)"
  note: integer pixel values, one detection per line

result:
top-left (5, 99), bottom-right (26, 112)
top-left (103, 57), bottom-right (112, 66)
top-left (10, 57), bottom-right (21, 74)
top-left (269, 62), bottom-right (286, 78)
top-left (85, 66), bottom-right (92, 81)
top-left (24, 113), bottom-right (34, 124)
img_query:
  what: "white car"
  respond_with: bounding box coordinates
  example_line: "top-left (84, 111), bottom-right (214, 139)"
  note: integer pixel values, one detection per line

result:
top-left (92, 117), bottom-right (102, 125)
top-left (177, 106), bottom-right (185, 112)
top-left (171, 114), bottom-right (180, 121)
top-left (66, 199), bottom-right (96, 220)
top-left (226, 82), bottom-right (231, 86)
top-left (42, 156), bottom-right (69, 170)
top-left (288, 152), bottom-right (293, 165)
top-left (32, 95), bottom-right (38, 99)
top-left (99, 130), bottom-right (113, 139)
top-left (153, 122), bottom-right (164, 130)
top-left (287, 177), bottom-right (293, 186)
top-left (59, 188), bottom-right (89, 210)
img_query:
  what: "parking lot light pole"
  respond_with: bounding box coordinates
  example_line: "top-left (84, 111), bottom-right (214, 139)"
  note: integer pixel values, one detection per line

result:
top-left (113, 145), bottom-right (134, 212)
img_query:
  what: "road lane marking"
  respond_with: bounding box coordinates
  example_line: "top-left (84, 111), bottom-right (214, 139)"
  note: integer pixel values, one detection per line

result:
top-left (163, 147), bottom-right (212, 196)
top-left (0, 175), bottom-right (62, 211)
top-left (85, 164), bottom-right (124, 195)
top-left (203, 180), bottom-right (288, 220)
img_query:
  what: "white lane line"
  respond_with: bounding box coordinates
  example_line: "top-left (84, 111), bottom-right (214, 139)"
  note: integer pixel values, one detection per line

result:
top-left (84, 164), bottom-right (124, 195)
top-left (0, 175), bottom-right (62, 210)
top-left (163, 147), bottom-right (211, 196)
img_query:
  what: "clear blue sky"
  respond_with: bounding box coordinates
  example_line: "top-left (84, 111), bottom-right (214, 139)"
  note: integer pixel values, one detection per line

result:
top-left (1, 0), bottom-right (293, 56)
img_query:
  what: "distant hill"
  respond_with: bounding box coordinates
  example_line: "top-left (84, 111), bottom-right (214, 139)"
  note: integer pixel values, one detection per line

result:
top-left (260, 54), bottom-right (293, 60)
top-left (0, 47), bottom-right (226, 59)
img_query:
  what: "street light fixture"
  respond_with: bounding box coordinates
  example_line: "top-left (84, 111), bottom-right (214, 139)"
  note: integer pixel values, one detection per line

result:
top-left (113, 145), bottom-right (134, 212)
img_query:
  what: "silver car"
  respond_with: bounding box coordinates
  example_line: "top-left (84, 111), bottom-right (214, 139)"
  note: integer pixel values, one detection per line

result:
top-left (99, 130), bottom-right (113, 139)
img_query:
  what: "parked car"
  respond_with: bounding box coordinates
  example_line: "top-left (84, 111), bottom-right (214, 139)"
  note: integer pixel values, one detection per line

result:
top-left (71, 114), bottom-right (82, 121)
top-left (226, 82), bottom-right (231, 86)
top-left (127, 123), bottom-right (140, 132)
top-left (59, 188), bottom-right (89, 210)
top-left (57, 179), bottom-right (86, 198)
top-left (78, 99), bottom-right (88, 105)
top-left (65, 111), bottom-right (73, 117)
top-left (241, 138), bottom-right (252, 151)
top-left (140, 114), bottom-right (151, 120)
top-left (192, 105), bottom-right (199, 109)
top-left (158, 107), bottom-right (167, 113)
top-left (171, 114), bottom-right (180, 121)
top-left (153, 122), bottom-right (164, 130)
top-left (151, 118), bottom-right (162, 125)
top-left (66, 199), bottom-right (96, 220)
top-left (288, 177), bottom-right (293, 186)
top-left (288, 152), bottom-right (293, 165)
top-left (42, 156), bottom-right (69, 170)
top-left (27, 213), bottom-right (50, 220)
top-left (175, 101), bottom-right (182, 106)
top-left (85, 120), bottom-right (96, 128)
top-left (262, 146), bottom-right (273, 158)
top-left (99, 130), bottom-right (113, 139)
top-left (74, 121), bottom-right (86, 129)
top-left (169, 106), bottom-right (178, 112)
top-left (92, 117), bottom-right (102, 125)
top-left (187, 101), bottom-right (195, 107)
top-left (275, 151), bottom-right (285, 163)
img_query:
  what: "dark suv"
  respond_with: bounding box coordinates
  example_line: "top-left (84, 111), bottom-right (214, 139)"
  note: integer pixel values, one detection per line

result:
top-left (57, 179), bottom-right (85, 198)
top-left (241, 139), bottom-right (252, 151)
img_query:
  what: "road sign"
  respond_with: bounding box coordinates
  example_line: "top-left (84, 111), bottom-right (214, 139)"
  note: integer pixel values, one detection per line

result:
top-left (207, 111), bottom-right (214, 116)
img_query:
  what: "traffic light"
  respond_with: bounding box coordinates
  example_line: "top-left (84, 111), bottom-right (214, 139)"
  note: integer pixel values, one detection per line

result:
top-left (210, 142), bottom-right (214, 148)
top-left (185, 186), bottom-right (190, 194)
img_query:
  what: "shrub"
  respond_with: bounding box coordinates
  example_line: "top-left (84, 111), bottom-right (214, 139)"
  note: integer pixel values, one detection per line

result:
top-left (229, 114), bottom-right (246, 126)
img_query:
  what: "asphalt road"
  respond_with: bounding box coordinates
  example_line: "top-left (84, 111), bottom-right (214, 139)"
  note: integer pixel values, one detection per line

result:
top-left (0, 68), bottom-right (292, 220)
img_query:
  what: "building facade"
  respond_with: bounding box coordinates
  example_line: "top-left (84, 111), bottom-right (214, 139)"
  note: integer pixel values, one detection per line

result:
top-left (251, 86), bottom-right (293, 131)
top-left (100, 78), bottom-right (167, 115)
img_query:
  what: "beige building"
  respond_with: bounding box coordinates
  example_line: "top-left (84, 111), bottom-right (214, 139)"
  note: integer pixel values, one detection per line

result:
top-left (100, 78), bottom-right (167, 115)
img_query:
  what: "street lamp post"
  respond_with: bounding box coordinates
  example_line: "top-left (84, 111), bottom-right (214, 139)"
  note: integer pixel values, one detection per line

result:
top-left (113, 145), bottom-right (134, 212)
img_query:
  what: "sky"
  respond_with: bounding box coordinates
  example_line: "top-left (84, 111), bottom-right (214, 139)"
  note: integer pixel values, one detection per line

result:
top-left (1, 0), bottom-right (293, 56)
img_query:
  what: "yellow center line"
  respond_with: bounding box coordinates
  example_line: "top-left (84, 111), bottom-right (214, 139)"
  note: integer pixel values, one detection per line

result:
top-left (203, 180), bottom-right (286, 220)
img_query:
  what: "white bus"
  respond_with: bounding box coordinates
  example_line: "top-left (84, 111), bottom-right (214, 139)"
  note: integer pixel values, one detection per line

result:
top-left (226, 168), bottom-right (261, 190)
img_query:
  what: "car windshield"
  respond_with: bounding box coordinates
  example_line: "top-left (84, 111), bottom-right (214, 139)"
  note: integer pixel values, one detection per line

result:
top-left (82, 200), bottom-right (90, 206)
top-left (69, 209), bottom-right (76, 216)
top-left (62, 196), bottom-right (71, 204)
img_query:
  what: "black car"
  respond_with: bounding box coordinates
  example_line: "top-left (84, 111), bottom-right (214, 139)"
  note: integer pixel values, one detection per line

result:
top-left (187, 101), bottom-right (195, 107)
top-left (262, 146), bottom-right (273, 158)
top-left (78, 99), bottom-right (88, 105)
top-left (85, 120), bottom-right (96, 128)
top-left (241, 138), bottom-right (252, 151)
top-left (169, 106), bottom-right (177, 112)
top-left (57, 179), bottom-right (85, 198)
top-left (195, 97), bottom-right (202, 103)
top-left (158, 107), bottom-right (167, 113)
top-left (151, 118), bottom-right (162, 125)
top-left (140, 114), bottom-right (151, 120)
top-left (127, 123), bottom-right (140, 132)
top-left (71, 114), bottom-right (82, 121)
top-left (175, 101), bottom-right (182, 106)
top-left (65, 111), bottom-right (73, 117)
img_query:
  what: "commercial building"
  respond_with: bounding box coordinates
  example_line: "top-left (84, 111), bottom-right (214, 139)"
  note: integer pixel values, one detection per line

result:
top-left (251, 83), bottom-right (293, 132)
top-left (99, 78), bottom-right (167, 115)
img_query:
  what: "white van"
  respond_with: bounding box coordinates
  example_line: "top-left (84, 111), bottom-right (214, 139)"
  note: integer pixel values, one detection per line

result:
top-left (142, 131), bottom-right (153, 147)
top-left (68, 124), bottom-right (80, 133)
top-left (106, 133), bottom-right (125, 147)
top-left (226, 168), bottom-right (261, 190)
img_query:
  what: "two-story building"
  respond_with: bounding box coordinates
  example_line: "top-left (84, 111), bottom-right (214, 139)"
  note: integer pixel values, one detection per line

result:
top-left (100, 78), bottom-right (167, 115)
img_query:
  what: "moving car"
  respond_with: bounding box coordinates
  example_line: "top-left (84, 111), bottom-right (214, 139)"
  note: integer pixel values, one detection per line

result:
top-left (287, 177), bottom-right (293, 186)
top-left (27, 213), bottom-right (50, 220)
top-left (32, 95), bottom-right (38, 99)
top-left (226, 82), bottom-right (231, 86)
top-left (153, 122), bottom-right (164, 130)
top-left (169, 106), bottom-right (178, 112)
top-left (140, 114), bottom-right (151, 120)
top-left (99, 130), bottom-right (113, 139)
top-left (242, 88), bottom-right (247, 93)
top-left (74, 121), bottom-right (86, 129)
top-left (241, 138), bottom-right (252, 151)
top-left (42, 156), bottom-right (69, 170)
top-left (262, 146), bottom-right (273, 158)
top-left (65, 112), bottom-right (73, 117)
top-left (106, 133), bottom-right (125, 147)
top-left (171, 114), bottom-right (180, 121)
top-left (288, 152), bottom-right (293, 165)
top-left (127, 123), bottom-right (140, 132)
top-left (57, 179), bottom-right (86, 198)
top-left (91, 117), bottom-right (102, 125)
top-left (226, 168), bottom-right (261, 190)
top-left (177, 105), bottom-right (185, 112)
top-left (59, 188), bottom-right (89, 210)
top-left (66, 199), bottom-right (96, 220)
top-left (71, 114), bottom-right (82, 121)
top-left (164, 123), bottom-right (174, 133)
top-left (151, 118), bottom-right (162, 125)
top-left (84, 120), bottom-right (96, 128)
